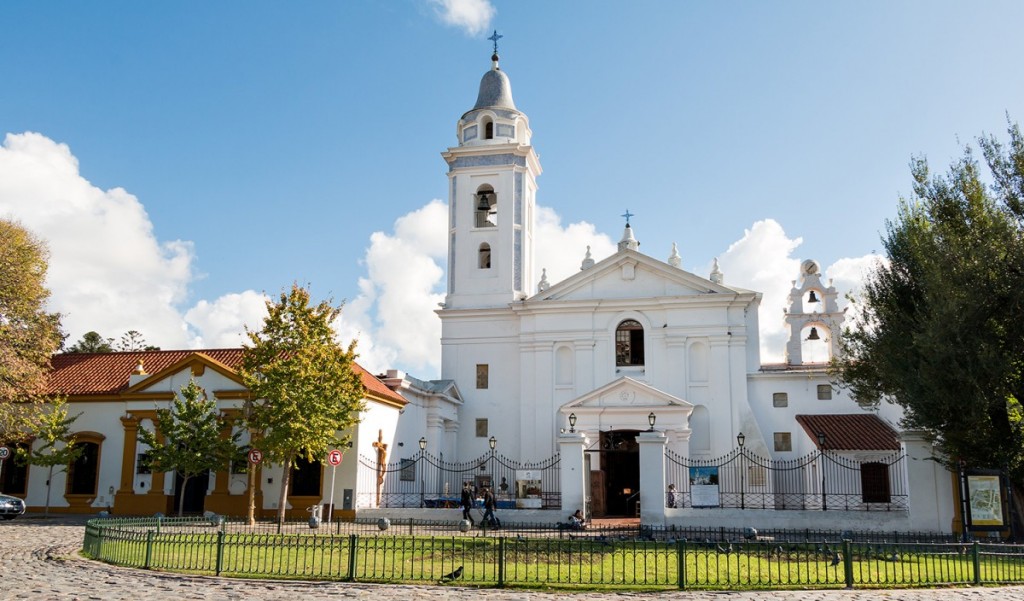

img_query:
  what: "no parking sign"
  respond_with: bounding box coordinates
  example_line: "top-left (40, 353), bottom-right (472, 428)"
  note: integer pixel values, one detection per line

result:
top-left (327, 449), bottom-right (343, 466)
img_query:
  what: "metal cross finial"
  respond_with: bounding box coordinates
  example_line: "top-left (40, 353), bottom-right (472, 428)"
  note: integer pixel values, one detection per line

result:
top-left (621, 210), bottom-right (634, 224)
top-left (488, 30), bottom-right (503, 54)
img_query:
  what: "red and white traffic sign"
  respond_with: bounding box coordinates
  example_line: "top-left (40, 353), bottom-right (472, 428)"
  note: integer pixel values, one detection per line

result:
top-left (247, 448), bottom-right (264, 465)
top-left (0, 446), bottom-right (9, 460)
top-left (327, 449), bottom-right (343, 466)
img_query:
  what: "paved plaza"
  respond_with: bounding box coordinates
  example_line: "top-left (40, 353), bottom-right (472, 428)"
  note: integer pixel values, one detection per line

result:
top-left (5, 516), bottom-right (1024, 601)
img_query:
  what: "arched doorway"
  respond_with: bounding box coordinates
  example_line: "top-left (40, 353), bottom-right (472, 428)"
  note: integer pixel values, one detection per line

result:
top-left (594, 430), bottom-right (640, 517)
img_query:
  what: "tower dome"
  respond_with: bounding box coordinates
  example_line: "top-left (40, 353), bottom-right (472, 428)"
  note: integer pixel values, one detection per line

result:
top-left (472, 53), bottom-right (517, 111)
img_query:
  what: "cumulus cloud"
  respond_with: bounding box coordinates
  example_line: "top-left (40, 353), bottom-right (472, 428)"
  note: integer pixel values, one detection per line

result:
top-left (184, 291), bottom-right (269, 348)
top-left (0, 132), bottom-right (271, 352)
top-left (338, 201), bottom-right (448, 376)
top-left (534, 206), bottom-right (618, 286)
top-left (716, 219), bottom-right (802, 363)
top-left (429, 0), bottom-right (495, 36)
top-left (715, 219), bottom-right (877, 363)
top-left (0, 132), bottom-right (197, 348)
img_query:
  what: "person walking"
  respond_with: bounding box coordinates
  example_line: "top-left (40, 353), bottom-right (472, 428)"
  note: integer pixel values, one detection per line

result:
top-left (481, 486), bottom-right (498, 527)
top-left (460, 482), bottom-right (475, 525)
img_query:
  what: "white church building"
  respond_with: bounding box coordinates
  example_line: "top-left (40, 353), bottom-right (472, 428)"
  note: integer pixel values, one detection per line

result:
top-left (3, 47), bottom-right (958, 534)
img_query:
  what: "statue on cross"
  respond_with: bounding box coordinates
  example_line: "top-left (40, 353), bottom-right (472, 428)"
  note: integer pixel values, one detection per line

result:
top-left (372, 429), bottom-right (388, 506)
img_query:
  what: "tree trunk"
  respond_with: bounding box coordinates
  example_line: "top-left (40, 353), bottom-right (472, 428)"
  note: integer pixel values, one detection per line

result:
top-left (178, 474), bottom-right (191, 517)
top-left (44, 465), bottom-right (53, 517)
top-left (277, 459), bottom-right (291, 526)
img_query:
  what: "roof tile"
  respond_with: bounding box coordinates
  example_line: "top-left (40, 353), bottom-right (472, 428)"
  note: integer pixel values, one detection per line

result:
top-left (795, 414), bottom-right (901, 451)
top-left (48, 349), bottom-right (405, 406)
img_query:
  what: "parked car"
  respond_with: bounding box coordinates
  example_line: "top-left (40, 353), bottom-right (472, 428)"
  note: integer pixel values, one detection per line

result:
top-left (0, 493), bottom-right (26, 520)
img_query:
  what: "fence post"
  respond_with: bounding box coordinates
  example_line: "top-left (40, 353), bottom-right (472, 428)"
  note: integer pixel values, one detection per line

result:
top-left (677, 539), bottom-right (686, 589)
top-left (215, 530), bottom-right (225, 576)
top-left (842, 539), bottom-right (853, 589)
top-left (497, 537), bottom-right (505, 587)
top-left (145, 530), bottom-right (154, 569)
top-left (347, 534), bottom-right (358, 581)
top-left (972, 541), bottom-right (981, 585)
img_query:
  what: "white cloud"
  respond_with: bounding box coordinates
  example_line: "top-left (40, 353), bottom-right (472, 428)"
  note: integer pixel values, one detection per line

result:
top-left (339, 200), bottom-right (449, 376)
top-left (0, 132), bottom-right (196, 349)
top-left (717, 219), bottom-right (802, 363)
top-left (534, 206), bottom-right (617, 286)
top-left (0, 131), bottom-right (274, 353)
top-left (184, 291), bottom-right (269, 348)
top-left (429, 0), bottom-right (495, 36)
top-left (716, 219), bottom-right (877, 363)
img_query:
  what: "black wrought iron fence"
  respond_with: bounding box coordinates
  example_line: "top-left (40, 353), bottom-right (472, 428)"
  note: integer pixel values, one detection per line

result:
top-left (357, 450), bottom-right (560, 509)
top-left (665, 448), bottom-right (908, 511)
top-left (83, 517), bottom-right (1024, 589)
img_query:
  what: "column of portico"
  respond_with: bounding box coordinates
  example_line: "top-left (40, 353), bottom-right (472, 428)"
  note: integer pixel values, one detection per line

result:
top-left (638, 430), bottom-right (668, 526)
top-left (559, 432), bottom-right (589, 515)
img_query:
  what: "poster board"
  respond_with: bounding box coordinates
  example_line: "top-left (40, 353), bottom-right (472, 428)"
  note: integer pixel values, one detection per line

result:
top-left (689, 466), bottom-right (720, 508)
top-left (964, 470), bottom-right (1006, 531)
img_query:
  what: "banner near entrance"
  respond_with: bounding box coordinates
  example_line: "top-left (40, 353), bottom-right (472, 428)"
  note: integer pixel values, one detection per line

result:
top-left (965, 470), bottom-right (1007, 530)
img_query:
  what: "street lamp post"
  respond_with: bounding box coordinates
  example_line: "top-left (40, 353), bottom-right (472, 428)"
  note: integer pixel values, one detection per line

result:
top-left (817, 432), bottom-right (827, 511)
top-left (488, 436), bottom-right (497, 490)
top-left (418, 437), bottom-right (427, 508)
top-left (737, 432), bottom-right (746, 510)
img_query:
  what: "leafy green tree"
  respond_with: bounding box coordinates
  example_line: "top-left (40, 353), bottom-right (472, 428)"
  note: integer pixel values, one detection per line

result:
top-left (65, 331), bottom-right (113, 353)
top-left (0, 219), bottom-right (64, 441)
top-left (240, 284), bottom-right (365, 525)
top-left (16, 397), bottom-right (82, 516)
top-left (138, 379), bottom-right (240, 517)
top-left (835, 120), bottom-right (1024, 485)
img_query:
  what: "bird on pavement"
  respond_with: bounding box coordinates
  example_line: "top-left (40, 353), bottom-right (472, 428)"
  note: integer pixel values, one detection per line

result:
top-left (439, 566), bottom-right (463, 582)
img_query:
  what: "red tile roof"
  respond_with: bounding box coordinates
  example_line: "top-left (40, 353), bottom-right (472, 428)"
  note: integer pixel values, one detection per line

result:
top-left (796, 414), bottom-right (901, 451)
top-left (48, 349), bottom-right (406, 406)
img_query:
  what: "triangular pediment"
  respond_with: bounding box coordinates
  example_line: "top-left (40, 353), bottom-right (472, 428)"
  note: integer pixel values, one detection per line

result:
top-left (124, 352), bottom-right (245, 395)
top-left (529, 248), bottom-right (752, 304)
top-left (562, 377), bottom-right (693, 411)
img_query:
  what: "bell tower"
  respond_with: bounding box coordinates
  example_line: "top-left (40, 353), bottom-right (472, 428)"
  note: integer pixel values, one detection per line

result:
top-left (440, 46), bottom-right (542, 309)
top-left (784, 259), bottom-right (845, 364)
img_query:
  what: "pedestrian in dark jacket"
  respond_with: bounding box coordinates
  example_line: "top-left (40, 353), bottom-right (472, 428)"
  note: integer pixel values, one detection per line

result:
top-left (460, 482), bottom-right (475, 525)
top-left (482, 487), bottom-right (498, 527)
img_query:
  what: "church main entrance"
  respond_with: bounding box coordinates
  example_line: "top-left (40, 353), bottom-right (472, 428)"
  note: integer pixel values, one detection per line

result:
top-left (593, 430), bottom-right (640, 517)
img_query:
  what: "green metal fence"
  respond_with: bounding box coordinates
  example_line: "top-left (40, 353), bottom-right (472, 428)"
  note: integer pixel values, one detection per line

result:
top-left (82, 518), bottom-right (1024, 590)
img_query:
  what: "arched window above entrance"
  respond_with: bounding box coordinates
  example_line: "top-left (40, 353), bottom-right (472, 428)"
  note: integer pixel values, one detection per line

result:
top-left (615, 319), bottom-right (645, 366)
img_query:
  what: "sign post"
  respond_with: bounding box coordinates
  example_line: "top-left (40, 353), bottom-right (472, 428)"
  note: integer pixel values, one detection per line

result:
top-left (326, 449), bottom-right (343, 526)
top-left (0, 446), bottom-right (9, 490)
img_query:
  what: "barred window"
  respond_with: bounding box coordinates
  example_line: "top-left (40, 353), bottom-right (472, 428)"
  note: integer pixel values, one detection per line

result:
top-left (773, 432), bottom-right (792, 452)
top-left (772, 392), bottom-right (788, 407)
top-left (476, 418), bottom-right (488, 437)
top-left (817, 384), bottom-right (833, 400)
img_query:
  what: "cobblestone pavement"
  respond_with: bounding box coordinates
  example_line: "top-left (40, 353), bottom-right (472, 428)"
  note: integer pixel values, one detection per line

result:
top-left (6, 516), bottom-right (1024, 601)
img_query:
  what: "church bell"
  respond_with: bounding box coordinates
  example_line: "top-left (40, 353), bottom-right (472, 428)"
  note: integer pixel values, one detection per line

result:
top-left (806, 327), bottom-right (821, 341)
top-left (476, 193), bottom-right (491, 211)
top-left (808, 291), bottom-right (820, 303)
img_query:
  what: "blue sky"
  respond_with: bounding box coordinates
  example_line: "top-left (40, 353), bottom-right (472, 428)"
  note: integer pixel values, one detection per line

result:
top-left (2, 1), bottom-right (1023, 378)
